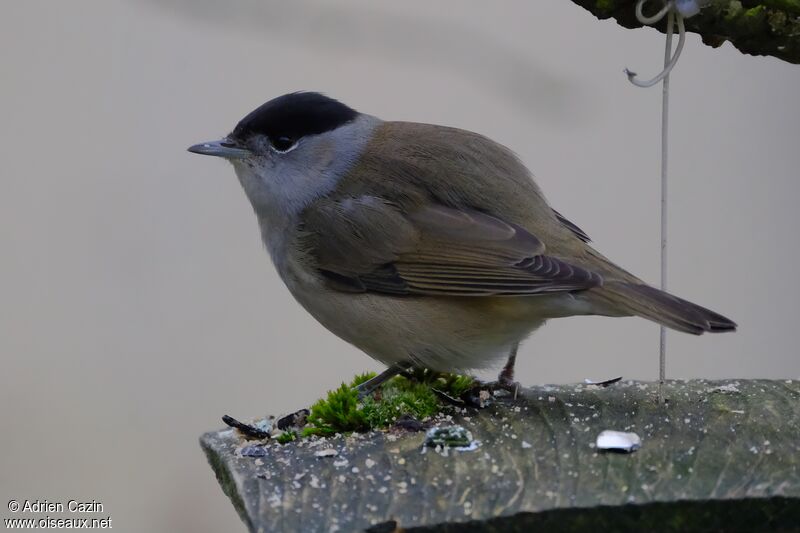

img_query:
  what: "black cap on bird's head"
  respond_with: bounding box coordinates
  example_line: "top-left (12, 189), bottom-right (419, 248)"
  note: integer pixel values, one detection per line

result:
top-left (233, 92), bottom-right (358, 141)
top-left (188, 92), bottom-right (359, 158)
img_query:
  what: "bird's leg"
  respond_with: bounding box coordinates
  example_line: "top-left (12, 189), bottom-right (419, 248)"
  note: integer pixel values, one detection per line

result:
top-left (498, 343), bottom-right (519, 386)
top-left (457, 344), bottom-right (522, 408)
top-left (356, 362), bottom-right (413, 399)
top-left (491, 343), bottom-right (521, 398)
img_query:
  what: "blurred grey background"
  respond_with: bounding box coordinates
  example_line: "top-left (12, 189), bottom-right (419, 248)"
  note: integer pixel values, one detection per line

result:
top-left (1, 0), bottom-right (798, 531)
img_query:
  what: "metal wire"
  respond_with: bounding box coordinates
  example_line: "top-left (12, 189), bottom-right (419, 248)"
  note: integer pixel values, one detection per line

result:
top-left (624, 0), bottom-right (688, 403)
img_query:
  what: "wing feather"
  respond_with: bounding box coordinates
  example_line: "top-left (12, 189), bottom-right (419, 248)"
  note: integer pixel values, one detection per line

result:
top-left (303, 199), bottom-right (602, 297)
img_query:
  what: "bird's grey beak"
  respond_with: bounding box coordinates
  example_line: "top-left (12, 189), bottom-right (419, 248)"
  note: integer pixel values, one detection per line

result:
top-left (187, 139), bottom-right (251, 159)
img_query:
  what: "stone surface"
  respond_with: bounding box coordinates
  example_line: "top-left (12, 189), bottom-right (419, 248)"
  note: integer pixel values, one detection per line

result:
top-left (200, 379), bottom-right (800, 532)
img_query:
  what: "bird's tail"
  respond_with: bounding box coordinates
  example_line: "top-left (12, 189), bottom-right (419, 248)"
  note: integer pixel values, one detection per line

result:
top-left (591, 281), bottom-right (737, 335)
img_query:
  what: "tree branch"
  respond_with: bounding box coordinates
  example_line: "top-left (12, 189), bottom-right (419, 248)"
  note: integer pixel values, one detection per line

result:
top-left (571, 0), bottom-right (800, 64)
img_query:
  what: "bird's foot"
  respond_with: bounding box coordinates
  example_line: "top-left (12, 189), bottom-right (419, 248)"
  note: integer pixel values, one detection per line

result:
top-left (497, 376), bottom-right (522, 399)
top-left (457, 378), bottom-right (520, 409)
top-left (490, 364), bottom-right (522, 399)
top-left (480, 377), bottom-right (521, 399)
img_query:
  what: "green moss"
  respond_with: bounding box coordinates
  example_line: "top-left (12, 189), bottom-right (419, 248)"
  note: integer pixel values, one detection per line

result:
top-left (360, 378), bottom-right (440, 429)
top-left (275, 431), bottom-right (297, 444)
top-left (725, 1), bottom-right (744, 20)
top-left (440, 373), bottom-right (478, 397)
top-left (743, 5), bottom-right (767, 18)
top-left (403, 367), bottom-right (477, 396)
top-left (297, 370), bottom-right (477, 439)
top-left (766, 0), bottom-right (800, 15)
top-left (595, 0), bottom-right (616, 12)
top-left (303, 373), bottom-right (374, 437)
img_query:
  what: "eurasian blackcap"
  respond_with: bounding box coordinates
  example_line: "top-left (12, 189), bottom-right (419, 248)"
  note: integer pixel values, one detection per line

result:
top-left (188, 92), bottom-right (735, 391)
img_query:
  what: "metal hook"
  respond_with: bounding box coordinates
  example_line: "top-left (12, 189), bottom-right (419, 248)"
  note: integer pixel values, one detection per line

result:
top-left (636, 0), bottom-right (672, 24)
top-left (624, 1), bottom-right (686, 88)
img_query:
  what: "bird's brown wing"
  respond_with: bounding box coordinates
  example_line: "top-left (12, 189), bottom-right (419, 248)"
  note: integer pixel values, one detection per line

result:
top-left (301, 197), bottom-right (602, 296)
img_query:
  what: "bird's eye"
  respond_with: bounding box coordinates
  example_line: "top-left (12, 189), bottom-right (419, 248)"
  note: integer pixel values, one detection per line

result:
top-left (270, 136), bottom-right (296, 152)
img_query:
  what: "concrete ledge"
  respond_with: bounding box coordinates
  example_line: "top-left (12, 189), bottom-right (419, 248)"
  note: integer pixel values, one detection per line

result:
top-left (201, 379), bottom-right (800, 532)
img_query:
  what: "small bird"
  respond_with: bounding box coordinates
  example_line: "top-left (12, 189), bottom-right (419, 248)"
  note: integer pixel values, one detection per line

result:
top-left (189, 92), bottom-right (735, 393)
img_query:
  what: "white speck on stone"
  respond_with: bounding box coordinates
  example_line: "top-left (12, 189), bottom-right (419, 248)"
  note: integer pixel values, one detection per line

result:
top-left (314, 448), bottom-right (338, 458)
top-left (351, 466), bottom-right (360, 474)
top-left (310, 475), bottom-right (321, 488)
top-left (365, 458), bottom-right (376, 469)
top-left (267, 493), bottom-right (281, 509)
top-left (710, 383), bottom-right (740, 394)
top-left (338, 475), bottom-right (346, 483)
top-left (596, 430), bottom-right (642, 452)
top-left (398, 481), bottom-right (408, 494)
top-left (398, 457), bottom-right (406, 465)
top-left (521, 441), bottom-right (532, 449)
